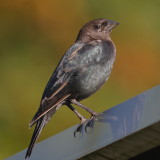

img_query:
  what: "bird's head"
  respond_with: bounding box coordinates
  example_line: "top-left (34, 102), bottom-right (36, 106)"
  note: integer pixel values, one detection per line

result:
top-left (76, 18), bottom-right (119, 43)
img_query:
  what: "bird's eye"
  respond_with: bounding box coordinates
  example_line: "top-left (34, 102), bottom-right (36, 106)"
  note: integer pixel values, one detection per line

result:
top-left (101, 21), bottom-right (108, 26)
top-left (94, 25), bottom-right (100, 30)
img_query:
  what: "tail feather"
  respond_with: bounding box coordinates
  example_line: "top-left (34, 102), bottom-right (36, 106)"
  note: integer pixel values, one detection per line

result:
top-left (25, 104), bottom-right (62, 159)
top-left (25, 117), bottom-right (45, 159)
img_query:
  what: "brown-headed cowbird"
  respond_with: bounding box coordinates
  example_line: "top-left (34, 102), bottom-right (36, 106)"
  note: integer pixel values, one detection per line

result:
top-left (25, 18), bottom-right (119, 158)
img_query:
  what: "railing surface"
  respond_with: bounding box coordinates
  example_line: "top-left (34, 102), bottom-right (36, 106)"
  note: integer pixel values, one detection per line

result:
top-left (6, 85), bottom-right (160, 160)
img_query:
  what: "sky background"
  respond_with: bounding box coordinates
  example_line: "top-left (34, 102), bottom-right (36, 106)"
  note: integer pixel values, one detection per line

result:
top-left (0, 0), bottom-right (160, 159)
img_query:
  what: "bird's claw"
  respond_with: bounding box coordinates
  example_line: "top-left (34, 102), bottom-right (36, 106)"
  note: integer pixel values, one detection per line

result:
top-left (74, 117), bottom-right (86, 139)
top-left (85, 115), bottom-right (96, 134)
top-left (74, 114), bottom-right (97, 138)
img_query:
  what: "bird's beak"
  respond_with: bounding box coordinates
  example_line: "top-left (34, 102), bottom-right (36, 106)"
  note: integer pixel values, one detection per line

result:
top-left (107, 20), bottom-right (119, 31)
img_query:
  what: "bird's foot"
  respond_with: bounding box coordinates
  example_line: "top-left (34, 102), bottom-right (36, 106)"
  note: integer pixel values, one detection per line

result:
top-left (74, 117), bottom-right (87, 139)
top-left (85, 113), bottom-right (98, 134)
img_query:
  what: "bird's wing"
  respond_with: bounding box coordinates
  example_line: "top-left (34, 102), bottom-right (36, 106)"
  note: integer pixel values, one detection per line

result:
top-left (29, 43), bottom-right (84, 127)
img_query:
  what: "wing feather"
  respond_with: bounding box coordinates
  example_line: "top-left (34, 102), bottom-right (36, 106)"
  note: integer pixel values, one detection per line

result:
top-left (29, 93), bottom-right (71, 128)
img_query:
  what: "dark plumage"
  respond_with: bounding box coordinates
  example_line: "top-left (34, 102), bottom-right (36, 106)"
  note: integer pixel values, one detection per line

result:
top-left (25, 18), bottom-right (119, 158)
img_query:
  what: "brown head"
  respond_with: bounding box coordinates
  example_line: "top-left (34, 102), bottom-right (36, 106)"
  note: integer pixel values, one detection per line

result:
top-left (76, 18), bottom-right (119, 43)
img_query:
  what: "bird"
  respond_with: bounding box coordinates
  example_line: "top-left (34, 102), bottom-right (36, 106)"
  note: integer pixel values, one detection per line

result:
top-left (25, 18), bottom-right (119, 158)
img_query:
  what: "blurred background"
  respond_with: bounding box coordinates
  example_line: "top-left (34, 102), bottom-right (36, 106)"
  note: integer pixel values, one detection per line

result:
top-left (0, 0), bottom-right (160, 159)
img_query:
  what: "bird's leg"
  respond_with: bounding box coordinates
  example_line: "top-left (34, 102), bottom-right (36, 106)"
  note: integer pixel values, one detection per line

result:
top-left (71, 99), bottom-right (98, 133)
top-left (71, 99), bottom-right (98, 116)
top-left (67, 103), bottom-right (86, 137)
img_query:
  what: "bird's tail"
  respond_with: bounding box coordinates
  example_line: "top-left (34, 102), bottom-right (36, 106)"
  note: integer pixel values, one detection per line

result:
top-left (25, 116), bottom-right (45, 159)
top-left (25, 103), bottom-right (62, 159)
